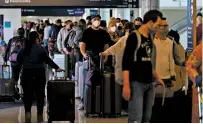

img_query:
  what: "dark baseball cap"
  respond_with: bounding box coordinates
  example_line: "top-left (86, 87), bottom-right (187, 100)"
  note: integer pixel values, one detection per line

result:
top-left (91, 14), bottom-right (101, 20)
top-left (55, 19), bottom-right (63, 23)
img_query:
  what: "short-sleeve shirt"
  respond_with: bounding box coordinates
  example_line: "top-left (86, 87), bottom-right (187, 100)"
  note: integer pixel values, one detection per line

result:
top-left (82, 27), bottom-right (111, 55)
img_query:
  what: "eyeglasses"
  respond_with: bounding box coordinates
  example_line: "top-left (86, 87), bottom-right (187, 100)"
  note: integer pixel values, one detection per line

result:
top-left (159, 25), bottom-right (169, 27)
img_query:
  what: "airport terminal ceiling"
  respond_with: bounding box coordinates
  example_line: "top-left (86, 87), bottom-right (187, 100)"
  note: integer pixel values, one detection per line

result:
top-left (0, 0), bottom-right (139, 8)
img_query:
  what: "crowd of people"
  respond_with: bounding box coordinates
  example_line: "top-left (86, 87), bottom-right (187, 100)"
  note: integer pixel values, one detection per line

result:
top-left (0, 9), bottom-right (202, 123)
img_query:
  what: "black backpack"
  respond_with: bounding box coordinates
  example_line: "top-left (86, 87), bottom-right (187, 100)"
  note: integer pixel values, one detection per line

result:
top-left (64, 30), bottom-right (76, 51)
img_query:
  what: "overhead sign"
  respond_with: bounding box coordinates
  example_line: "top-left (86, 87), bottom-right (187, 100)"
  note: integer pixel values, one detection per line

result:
top-left (0, 0), bottom-right (139, 8)
top-left (90, 9), bottom-right (99, 17)
top-left (22, 8), bottom-right (85, 16)
top-left (187, 0), bottom-right (193, 51)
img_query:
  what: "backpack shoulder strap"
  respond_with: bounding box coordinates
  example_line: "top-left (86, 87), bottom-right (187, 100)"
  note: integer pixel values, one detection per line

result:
top-left (132, 30), bottom-right (141, 62)
top-left (134, 30), bottom-right (141, 50)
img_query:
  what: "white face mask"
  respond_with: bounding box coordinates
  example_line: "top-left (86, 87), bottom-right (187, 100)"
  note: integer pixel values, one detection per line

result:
top-left (116, 23), bottom-right (120, 27)
top-left (110, 26), bottom-right (117, 32)
top-left (93, 21), bottom-right (100, 28)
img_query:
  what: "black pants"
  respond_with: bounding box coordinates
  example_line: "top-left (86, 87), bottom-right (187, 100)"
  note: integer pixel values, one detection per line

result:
top-left (73, 48), bottom-right (82, 62)
top-left (21, 68), bottom-right (46, 115)
top-left (11, 65), bottom-right (21, 82)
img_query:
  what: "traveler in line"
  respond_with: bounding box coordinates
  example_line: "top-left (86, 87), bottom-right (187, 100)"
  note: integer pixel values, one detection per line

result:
top-left (49, 19), bottom-right (63, 54)
top-left (73, 19), bottom-right (87, 62)
top-left (122, 10), bottom-right (165, 123)
top-left (134, 17), bottom-right (143, 30)
top-left (154, 17), bottom-right (185, 88)
top-left (57, 20), bottom-right (74, 54)
top-left (100, 22), bottom-right (136, 111)
top-left (196, 12), bottom-right (202, 45)
top-left (43, 20), bottom-right (51, 51)
top-left (106, 19), bottom-right (120, 69)
top-left (79, 14), bottom-right (111, 110)
top-left (57, 20), bottom-right (75, 79)
top-left (168, 30), bottom-right (186, 91)
top-left (17, 31), bottom-right (63, 123)
top-left (116, 18), bottom-right (125, 37)
top-left (4, 28), bottom-right (26, 85)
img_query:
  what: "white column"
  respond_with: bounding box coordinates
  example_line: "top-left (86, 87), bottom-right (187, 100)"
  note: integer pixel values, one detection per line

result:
top-left (82, 8), bottom-right (90, 20)
top-left (123, 8), bottom-right (131, 21)
top-left (112, 8), bottom-right (117, 18)
top-left (131, 8), bottom-right (140, 21)
top-left (100, 8), bottom-right (110, 23)
top-left (140, 0), bottom-right (160, 17)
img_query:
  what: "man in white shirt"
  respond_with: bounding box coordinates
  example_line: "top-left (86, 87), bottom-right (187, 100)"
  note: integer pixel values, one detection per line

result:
top-left (154, 17), bottom-right (185, 87)
top-left (44, 20), bottom-right (51, 50)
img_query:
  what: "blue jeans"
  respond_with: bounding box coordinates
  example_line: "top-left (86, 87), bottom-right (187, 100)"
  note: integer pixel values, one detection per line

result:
top-left (81, 62), bottom-right (87, 104)
top-left (128, 81), bottom-right (154, 123)
top-left (44, 39), bottom-right (49, 47)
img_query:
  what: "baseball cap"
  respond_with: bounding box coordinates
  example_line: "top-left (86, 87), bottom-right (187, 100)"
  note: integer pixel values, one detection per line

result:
top-left (91, 14), bottom-right (101, 20)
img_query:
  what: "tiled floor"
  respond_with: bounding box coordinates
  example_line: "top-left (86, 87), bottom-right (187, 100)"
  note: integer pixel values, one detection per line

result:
top-left (0, 99), bottom-right (128, 123)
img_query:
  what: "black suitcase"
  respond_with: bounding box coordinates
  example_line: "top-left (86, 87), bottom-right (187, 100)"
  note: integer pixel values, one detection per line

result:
top-left (151, 84), bottom-right (192, 123)
top-left (47, 72), bottom-right (75, 123)
top-left (84, 85), bottom-right (101, 117)
top-left (102, 72), bottom-right (122, 117)
top-left (84, 55), bottom-right (102, 117)
top-left (0, 65), bottom-right (16, 103)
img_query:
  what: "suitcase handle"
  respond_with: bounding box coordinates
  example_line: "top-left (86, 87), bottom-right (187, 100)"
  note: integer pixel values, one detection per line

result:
top-left (2, 65), bottom-right (11, 79)
top-left (153, 83), bottom-right (166, 106)
top-left (54, 70), bottom-right (66, 80)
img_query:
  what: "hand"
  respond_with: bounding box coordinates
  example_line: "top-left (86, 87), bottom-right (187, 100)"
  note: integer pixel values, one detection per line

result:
top-left (56, 68), bottom-right (64, 72)
top-left (158, 79), bottom-right (166, 88)
top-left (122, 85), bottom-right (131, 101)
top-left (63, 48), bottom-right (69, 54)
top-left (83, 53), bottom-right (88, 60)
top-left (99, 52), bottom-right (108, 56)
top-left (3, 61), bottom-right (7, 66)
top-left (59, 50), bottom-right (64, 54)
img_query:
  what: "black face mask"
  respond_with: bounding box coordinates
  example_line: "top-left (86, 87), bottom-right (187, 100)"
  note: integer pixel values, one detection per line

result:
top-left (118, 26), bottom-right (122, 30)
top-left (135, 25), bottom-right (141, 30)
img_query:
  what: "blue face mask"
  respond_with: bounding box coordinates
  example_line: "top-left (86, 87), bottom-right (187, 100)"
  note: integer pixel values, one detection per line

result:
top-left (0, 40), bottom-right (5, 46)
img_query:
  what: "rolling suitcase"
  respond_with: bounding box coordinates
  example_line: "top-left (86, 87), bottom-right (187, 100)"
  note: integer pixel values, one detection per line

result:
top-left (47, 71), bottom-right (75, 123)
top-left (102, 71), bottom-right (122, 117)
top-left (84, 56), bottom-right (102, 117)
top-left (84, 85), bottom-right (101, 117)
top-left (151, 83), bottom-right (177, 123)
top-left (102, 55), bottom-right (122, 117)
top-left (0, 65), bottom-right (16, 103)
top-left (75, 62), bottom-right (83, 98)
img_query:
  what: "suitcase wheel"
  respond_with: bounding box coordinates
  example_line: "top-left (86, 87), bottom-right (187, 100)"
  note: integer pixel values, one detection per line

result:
top-left (70, 120), bottom-right (74, 123)
top-left (84, 113), bottom-right (89, 118)
top-left (48, 119), bottom-right (52, 123)
top-left (116, 114), bottom-right (121, 118)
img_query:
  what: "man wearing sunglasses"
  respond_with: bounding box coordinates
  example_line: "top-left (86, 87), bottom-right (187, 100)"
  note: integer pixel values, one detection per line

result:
top-left (154, 17), bottom-right (185, 88)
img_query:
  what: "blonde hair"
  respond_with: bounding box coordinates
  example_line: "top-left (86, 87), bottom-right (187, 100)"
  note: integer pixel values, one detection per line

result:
top-left (110, 17), bottom-right (116, 21)
top-left (108, 20), bottom-right (116, 29)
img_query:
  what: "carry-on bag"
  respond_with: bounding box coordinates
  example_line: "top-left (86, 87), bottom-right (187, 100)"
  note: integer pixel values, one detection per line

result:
top-left (84, 56), bottom-right (102, 117)
top-left (47, 71), bottom-right (75, 123)
top-left (151, 83), bottom-right (176, 123)
top-left (101, 56), bottom-right (122, 117)
top-left (0, 65), bottom-right (16, 103)
top-left (84, 85), bottom-right (101, 117)
top-left (75, 62), bottom-right (83, 98)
